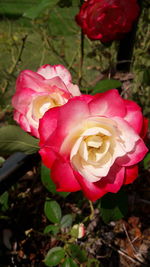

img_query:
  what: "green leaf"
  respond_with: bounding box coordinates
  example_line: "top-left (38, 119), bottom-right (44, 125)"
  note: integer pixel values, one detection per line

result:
top-left (62, 257), bottom-right (78, 267)
top-left (44, 224), bottom-right (60, 235)
top-left (0, 0), bottom-right (38, 16)
top-left (0, 192), bottom-right (9, 212)
top-left (100, 189), bottom-right (128, 223)
top-left (48, 4), bottom-right (79, 36)
top-left (24, 0), bottom-right (58, 19)
top-left (44, 246), bottom-right (65, 267)
top-left (91, 79), bottom-right (122, 94)
top-left (44, 199), bottom-right (62, 223)
top-left (41, 165), bottom-right (56, 194)
top-left (0, 125), bottom-right (39, 155)
top-left (60, 214), bottom-right (73, 228)
top-left (58, 191), bottom-right (70, 198)
top-left (143, 152), bottom-right (150, 170)
top-left (41, 165), bottom-right (69, 198)
top-left (68, 244), bottom-right (87, 263)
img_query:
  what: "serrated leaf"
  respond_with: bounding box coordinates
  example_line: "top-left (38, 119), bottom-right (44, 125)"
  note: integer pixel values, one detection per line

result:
top-left (100, 189), bottom-right (128, 223)
top-left (91, 79), bottom-right (122, 94)
top-left (60, 214), bottom-right (73, 228)
top-left (0, 125), bottom-right (39, 155)
top-left (24, 0), bottom-right (58, 19)
top-left (44, 224), bottom-right (60, 235)
top-left (62, 257), bottom-right (78, 267)
top-left (44, 246), bottom-right (65, 267)
top-left (41, 165), bottom-right (69, 198)
top-left (68, 244), bottom-right (87, 263)
top-left (44, 199), bottom-right (62, 223)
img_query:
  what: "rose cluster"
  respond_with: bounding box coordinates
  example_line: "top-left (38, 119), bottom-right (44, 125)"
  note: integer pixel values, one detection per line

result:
top-left (12, 64), bottom-right (148, 201)
top-left (76, 0), bottom-right (139, 42)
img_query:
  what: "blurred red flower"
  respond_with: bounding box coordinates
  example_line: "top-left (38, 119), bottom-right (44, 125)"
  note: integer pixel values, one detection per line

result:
top-left (76, 0), bottom-right (139, 42)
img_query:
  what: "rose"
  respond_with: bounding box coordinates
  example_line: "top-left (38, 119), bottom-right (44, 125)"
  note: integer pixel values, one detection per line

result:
top-left (75, 0), bottom-right (139, 42)
top-left (12, 64), bottom-right (81, 138)
top-left (39, 90), bottom-right (148, 201)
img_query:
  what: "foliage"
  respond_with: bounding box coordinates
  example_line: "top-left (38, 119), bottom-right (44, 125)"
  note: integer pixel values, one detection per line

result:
top-left (0, 125), bottom-right (39, 155)
top-left (99, 189), bottom-right (128, 223)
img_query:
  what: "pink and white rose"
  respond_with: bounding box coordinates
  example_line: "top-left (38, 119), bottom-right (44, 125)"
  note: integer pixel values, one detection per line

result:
top-left (12, 64), bottom-right (81, 138)
top-left (39, 90), bottom-right (148, 201)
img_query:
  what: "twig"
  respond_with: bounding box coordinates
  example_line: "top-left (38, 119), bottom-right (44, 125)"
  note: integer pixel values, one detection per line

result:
top-left (122, 223), bottom-right (137, 255)
top-left (101, 239), bottom-right (148, 266)
top-left (138, 198), bottom-right (150, 205)
top-left (78, 29), bottom-right (84, 86)
top-left (8, 34), bottom-right (28, 74)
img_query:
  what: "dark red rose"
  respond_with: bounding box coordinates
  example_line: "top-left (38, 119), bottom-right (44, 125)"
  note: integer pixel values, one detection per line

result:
top-left (76, 0), bottom-right (139, 42)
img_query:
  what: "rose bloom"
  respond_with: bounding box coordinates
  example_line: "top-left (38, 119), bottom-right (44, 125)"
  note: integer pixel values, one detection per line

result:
top-left (12, 64), bottom-right (81, 138)
top-left (76, 0), bottom-right (139, 42)
top-left (39, 90), bottom-right (148, 201)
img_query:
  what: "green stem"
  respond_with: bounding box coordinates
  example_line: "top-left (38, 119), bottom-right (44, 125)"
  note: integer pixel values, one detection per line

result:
top-left (78, 29), bottom-right (84, 86)
top-left (78, 0), bottom-right (84, 86)
top-left (83, 200), bottom-right (95, 222)
top-left (89, 200), bottom-right (94, 220)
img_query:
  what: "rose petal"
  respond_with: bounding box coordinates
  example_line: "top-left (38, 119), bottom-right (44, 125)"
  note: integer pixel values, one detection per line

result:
top-left (97, 164), bottom-right (125, 193)
top-left (39, 147), bottom-right (57, 169)
top-left (74, 171), bottom-right (107, 201)
top-left (124, 99), bottom-right (143, 134)
top-left (18, 113), bottom-right (31, 133)
top-left (37, 64), bottom-right (72, 86)
top-left (67, 84), bottom-right (81, 96)
top-left (113, 116), bottom-right (140, 152)
top-left (89, 90), bottom-right (126, 118)
top-left (140, 117), bottom-right (149, 139)
top-left (124, 165), bottom-right (138, 185)
top-left (16, 70), bottom-right (45, 92)
top-left (44, 76), bottom-right (69, 93)
top-left (73, 165), bottom-right (125, 201)
top-left (12, 88), bottom-right (36, 114)
top-left (41, 97), bottom-right (91, 151)
top-left (39, 107), bottom-right (59, 146)
top-left (51, 159), bottom-right (81, 191)
top-left (117, 138), bottom-right (148, 166)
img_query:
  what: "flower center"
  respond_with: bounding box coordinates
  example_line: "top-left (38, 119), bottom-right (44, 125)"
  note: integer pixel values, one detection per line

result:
top-left (32, 93), bottom-right (67, 119)
top-left (78, 132), bottom-right (110, 164)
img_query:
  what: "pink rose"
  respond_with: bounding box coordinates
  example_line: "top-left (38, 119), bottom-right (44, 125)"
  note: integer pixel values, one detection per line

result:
top-left (39, 90), bottom-right (148, 201)
top-left (12, 64), bottom-right (81, 138)
top-left (76, 0), bottom-right (139, 42)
